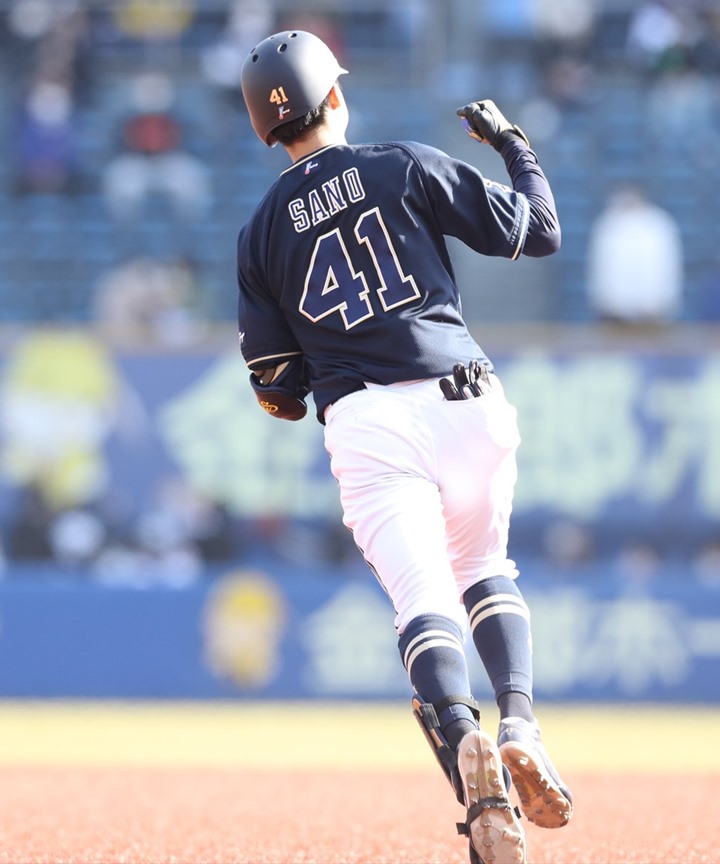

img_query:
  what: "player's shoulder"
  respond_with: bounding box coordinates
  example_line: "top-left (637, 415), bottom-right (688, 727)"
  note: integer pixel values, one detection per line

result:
top-left (386, 141), bottom-right (458, 181)
top-left (391, 140), bottom-right (450, 158)
top-left (359, 139), bottom-right (451, 163)
top-left (347, 141), bottom-right (454, 191)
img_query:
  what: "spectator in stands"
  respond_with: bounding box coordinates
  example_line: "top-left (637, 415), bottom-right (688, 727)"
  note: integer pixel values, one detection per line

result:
top-left (534, 0), bottom-right (597, 55)
top-left (586, 184), bottom-right (684, 325)
top-left (48, 506), bottom-right (107, 568)
top-left (644, 59), bottom-right (717, 164)
top-left (12, 77), bottom-right (79, 195)
top-left (626, 0), bottom-right (691, 74)
top-left (92, 254), bottom-right (208, 346)
top-left (135, 475), bottom-right (236, 564)
top-left (91, 474), bottom-right (235, 588)
top-left (102, 72), bottom-right (211, 222)
top-left (108, 0), bottom-right (196, 43)
top-left (275, 11), bottom-right (346, 68)
top-left (5, 486), bottom-right (54, 560)
top-left (7, 1), bottom-right (93, 102)
top-left (7, 0), bottom-right (57, 43)
top-left (696, 252), bottom-right (720, 321)
top-left (691, 6), bottom-right (720, 76)
top-left (200, 0), bottom-right (276, 109)
top-left (694, 540), bottom-right (720, 588)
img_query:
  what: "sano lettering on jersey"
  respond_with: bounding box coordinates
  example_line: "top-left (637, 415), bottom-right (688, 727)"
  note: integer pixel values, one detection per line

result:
top-left (288, 167), bottom-right (366, 233)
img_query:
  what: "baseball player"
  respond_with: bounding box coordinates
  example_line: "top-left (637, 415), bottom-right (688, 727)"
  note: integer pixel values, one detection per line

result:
top-left (237, 30), bottom-right (573, 864)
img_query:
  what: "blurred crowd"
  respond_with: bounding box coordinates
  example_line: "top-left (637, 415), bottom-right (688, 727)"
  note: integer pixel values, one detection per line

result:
top-left (0, 0), bottom-right (718, 328)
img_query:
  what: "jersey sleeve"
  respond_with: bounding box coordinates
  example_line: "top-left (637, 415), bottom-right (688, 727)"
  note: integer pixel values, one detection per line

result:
top-left (237, 226), bottom-right (303, 371)
top-left (401, 142), bottom-right (530, 260)
top-left (497, 137), bottom-right (560, 257)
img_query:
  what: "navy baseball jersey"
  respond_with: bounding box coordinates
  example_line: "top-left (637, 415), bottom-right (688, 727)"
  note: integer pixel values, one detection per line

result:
top-left (237, 139), bottom-right (536, 421)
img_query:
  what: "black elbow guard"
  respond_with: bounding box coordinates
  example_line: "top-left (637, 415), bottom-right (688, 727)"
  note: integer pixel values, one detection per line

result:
top-left (249, 357), bottom-right (310, 421)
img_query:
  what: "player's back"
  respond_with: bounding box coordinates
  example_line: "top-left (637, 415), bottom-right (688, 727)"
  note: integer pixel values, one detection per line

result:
top-left (238, 141), bottom-right (503, 416)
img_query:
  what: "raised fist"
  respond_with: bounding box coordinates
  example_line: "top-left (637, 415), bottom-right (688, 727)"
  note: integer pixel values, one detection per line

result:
top-left (457, 100), bottom-right (530, 151)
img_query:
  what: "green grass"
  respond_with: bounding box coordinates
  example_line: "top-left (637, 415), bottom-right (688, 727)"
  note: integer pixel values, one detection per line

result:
top-left (1, 701), bottom-right (718, 773)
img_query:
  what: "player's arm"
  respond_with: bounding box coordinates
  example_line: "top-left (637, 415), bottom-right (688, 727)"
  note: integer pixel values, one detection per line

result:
top-left (248, 353), bottom-right (310, 421)
top-left (457, 100), bottom-right (560, 257)
top-left (237, 232), bottom-right (310, 421)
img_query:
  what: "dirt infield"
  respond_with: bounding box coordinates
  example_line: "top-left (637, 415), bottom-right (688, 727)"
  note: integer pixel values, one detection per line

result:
top-left (1, 765), bottom-right (718, 863)
top-left (1, 702), bottom-right (718, 863)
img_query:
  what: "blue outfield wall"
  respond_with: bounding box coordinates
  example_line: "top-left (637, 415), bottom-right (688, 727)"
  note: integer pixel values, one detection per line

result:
top-left (0, 333), bottom-right (719, 538)
top-left (0, 331), bottom-right (719, 701)
top-left (0, 558), bottom-right (719, 702)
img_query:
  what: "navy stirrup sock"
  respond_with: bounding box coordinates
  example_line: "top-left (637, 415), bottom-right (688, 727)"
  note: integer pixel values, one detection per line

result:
top-left (463, 575), bottom-right (534, 723)
top-left (398, 614), bottom-right (477, 749)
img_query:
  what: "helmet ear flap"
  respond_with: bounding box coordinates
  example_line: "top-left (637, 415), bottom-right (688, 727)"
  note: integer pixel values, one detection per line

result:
top-left (241, 30), bottom-right (348, 147)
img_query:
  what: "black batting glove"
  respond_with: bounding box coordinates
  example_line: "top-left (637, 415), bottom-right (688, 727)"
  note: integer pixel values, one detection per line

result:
top-left (457, 100), bottom-right (530, 151)
top-left (439, 361), bottom-right (491, 401)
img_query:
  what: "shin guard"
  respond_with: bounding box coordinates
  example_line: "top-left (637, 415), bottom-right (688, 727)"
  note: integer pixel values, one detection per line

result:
top-left (412, 694), bottom-right (481, 804)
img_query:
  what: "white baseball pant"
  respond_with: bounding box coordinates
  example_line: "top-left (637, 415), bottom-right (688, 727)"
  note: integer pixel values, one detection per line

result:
top-left (323, 374), bottom-right (521, 635)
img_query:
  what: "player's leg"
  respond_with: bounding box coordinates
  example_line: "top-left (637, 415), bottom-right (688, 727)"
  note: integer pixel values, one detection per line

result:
top-left (463, 575), bottom-right (533, 724)
top-left (324, 384), bottom-right (477, 745)
top-left (433, 377), bottom-right (572, 829)
top-left (463, 576), bottom-right (573, 828)
top-left (398, 614), bottom-right (524, 864)
top-left (324, 382), bottom-right (525, 863)
top-left (398, 613), bottom-right (479, 800)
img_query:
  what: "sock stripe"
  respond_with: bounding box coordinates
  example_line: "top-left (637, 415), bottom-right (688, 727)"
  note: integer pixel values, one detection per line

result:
top-left (405, 638), bottom-right (465, 677)
top-left (467, 593), bottom-right (528, 616)
top-left (402, 628), bottom-right (462, 662)
top-left (403, 630), bottom-right (464, 675)
top-left (468, 598), bottom-right (529, 632)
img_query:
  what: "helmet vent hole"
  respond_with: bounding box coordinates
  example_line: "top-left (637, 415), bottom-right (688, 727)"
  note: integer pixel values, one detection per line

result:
top-left (251, 53), bottom-right (258, 63)
top-left (278, 43), bottom-right (287, 53)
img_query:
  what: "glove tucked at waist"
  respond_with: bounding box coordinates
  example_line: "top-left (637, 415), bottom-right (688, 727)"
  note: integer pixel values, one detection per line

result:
top-left (440, 360), bottom-right (491, 401)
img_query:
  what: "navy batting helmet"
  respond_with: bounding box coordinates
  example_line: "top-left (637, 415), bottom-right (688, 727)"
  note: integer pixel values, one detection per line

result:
top-left (241, 30), bottom-right (348, 147)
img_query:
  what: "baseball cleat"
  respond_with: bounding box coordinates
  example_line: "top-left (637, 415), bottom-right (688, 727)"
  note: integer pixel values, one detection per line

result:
top-left (498, 717), bottom-right (573, 829)
top-left (456, 729), bottom-right (526, 864)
